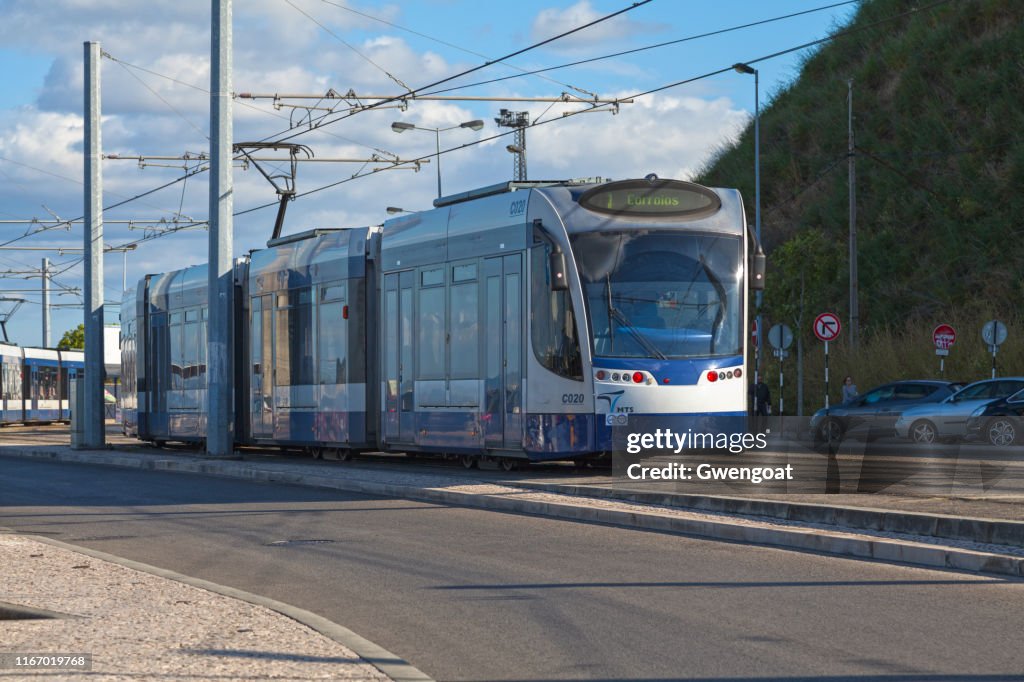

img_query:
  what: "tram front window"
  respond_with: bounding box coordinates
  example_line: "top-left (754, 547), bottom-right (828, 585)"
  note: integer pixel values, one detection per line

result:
top-left (570, 231), bottom-right (742, 359)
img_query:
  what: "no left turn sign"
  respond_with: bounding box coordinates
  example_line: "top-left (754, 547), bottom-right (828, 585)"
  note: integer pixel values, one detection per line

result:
top-left (814, 312), bottom-right (841, 342)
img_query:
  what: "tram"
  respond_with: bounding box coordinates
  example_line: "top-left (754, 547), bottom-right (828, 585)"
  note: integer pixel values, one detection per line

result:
top-left (122, 176), bottom-right (764, 466)
top-left (0, 343), bottom-right (84, 424)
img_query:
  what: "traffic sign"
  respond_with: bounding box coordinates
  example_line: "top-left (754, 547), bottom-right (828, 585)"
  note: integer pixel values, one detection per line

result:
top-left (933, 324), bottom-right (956, 350)
top-left (768, 323), bottom-right (793, 350)
top-left (982, 320), bottom-right (1008, 346)
top-left (814, 313), bottom-right (841, 342)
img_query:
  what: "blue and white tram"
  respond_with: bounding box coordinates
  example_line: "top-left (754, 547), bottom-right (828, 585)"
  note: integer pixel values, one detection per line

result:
top-left (123, 177), bottom-right (762, 464)
top-left (0, 344), bottom-right (83, 424)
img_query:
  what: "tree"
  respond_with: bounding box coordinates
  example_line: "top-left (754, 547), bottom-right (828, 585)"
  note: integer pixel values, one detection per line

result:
top-left (57, 323), bottom-right (85, 350)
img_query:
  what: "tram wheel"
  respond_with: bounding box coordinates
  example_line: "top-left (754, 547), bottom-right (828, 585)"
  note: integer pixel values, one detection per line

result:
top-left (337, 448), bottom-right (355, 461)
top-left (310, 446), bottom-right (323, 460)
top-left (460, 454), bottom-right (478, 469)
top-left (498, 458), bottom-right (518, 472)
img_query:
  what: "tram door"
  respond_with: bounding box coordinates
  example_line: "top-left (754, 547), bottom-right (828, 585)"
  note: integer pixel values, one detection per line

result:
top-left (383, 271), bottom-right (415, 444)
top-left (250, 295), bottom-right (274, 438)
top-left (483, 254), bottom-right (522, 449)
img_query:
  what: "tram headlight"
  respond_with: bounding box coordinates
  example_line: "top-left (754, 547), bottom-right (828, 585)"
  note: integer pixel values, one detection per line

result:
top-left (707, 371), bottom-right (718, 382)
top-left (632, 371), bottom-right (644, 384)
top-left (595, 370), bottom-right (606, 381)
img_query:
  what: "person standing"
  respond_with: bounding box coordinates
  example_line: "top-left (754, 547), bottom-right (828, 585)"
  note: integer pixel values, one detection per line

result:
top-left (842, 376), bottom-right (858, 403)
top-left (749, 379), bottom-right (771, 433)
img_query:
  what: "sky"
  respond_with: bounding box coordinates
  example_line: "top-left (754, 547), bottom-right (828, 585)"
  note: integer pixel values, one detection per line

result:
top-left (0, 0), bottom-right (859, 346)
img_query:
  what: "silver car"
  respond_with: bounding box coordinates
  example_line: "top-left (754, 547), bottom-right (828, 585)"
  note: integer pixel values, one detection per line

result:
top-left (895, 378), bottom-right (1024, 444)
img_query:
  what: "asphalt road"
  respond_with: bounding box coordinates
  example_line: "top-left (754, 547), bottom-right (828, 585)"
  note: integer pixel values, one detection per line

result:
top-left (2, 456), bottom-right (1024, 681)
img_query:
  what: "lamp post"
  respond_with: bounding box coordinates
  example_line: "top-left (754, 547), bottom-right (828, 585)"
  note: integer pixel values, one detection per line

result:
top-left (391, 119), bottom-right (484, 198)
top-left (733, 62), bottom-right (761, 382)
top-left (505, 144), bottom-right (526, 180)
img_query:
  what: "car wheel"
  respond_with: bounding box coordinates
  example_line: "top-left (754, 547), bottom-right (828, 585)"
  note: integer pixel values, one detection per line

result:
top-left (818, 418), bottom-right (844, 448)
top-left (910, 420), bottom-right (937, 445)
top-left (986, 418), bottom-right (1018, 447)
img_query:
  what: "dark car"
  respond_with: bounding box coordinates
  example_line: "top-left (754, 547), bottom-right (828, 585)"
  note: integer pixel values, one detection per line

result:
top-left (811, 380), bottom-right (961, 445)
top-left (965, 388), bottom-right (1024, 447)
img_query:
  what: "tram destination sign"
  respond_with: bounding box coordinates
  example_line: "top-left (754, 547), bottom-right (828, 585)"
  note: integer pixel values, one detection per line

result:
top-left (578, 179), bottom-right (721, 219)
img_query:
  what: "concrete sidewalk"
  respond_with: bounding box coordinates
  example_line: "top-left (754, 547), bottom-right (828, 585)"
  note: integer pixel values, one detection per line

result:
top-left (0, 533), bottom-right (429, 681)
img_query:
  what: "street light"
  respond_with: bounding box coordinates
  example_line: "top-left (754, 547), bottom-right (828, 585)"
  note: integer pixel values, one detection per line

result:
top-left (734, 61), bottom-right (761, 382)
top-left (505, 143), bottom-right (526, 180)
top-left (391, 119), bottom-right (485, 198)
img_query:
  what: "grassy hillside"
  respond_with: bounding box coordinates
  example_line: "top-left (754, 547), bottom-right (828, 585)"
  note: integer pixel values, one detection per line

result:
top-left (694, 0), bottom-right (1024, 411)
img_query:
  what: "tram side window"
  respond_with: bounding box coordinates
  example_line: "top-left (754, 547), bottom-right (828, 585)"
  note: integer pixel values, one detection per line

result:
top-left (170, 312), bottom-right (184, 390)
top-left (531, 244), bottom-right (583, 380)
top-left (184, 309), bottom-right (200, 390)
top-left (38, 366), bottom-right (58, 400)
top-left (417, 268), bottom-right (445, 380)
top-left (275, 288), bottom-right (315, 386)
top-left (449, 268), bottom-right (479, 379)
top-left (318, 284), bottom-right (347, 385)
top-left (2, 363), bottom-right (20, 399)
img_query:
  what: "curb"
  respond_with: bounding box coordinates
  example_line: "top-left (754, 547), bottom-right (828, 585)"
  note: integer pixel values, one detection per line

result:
top-left (511, 481), bottom-right (1024, 547)
top-left (25, 534), bottom-right (434, 682)
top-left (5, 447), bottom-right (1024, 579)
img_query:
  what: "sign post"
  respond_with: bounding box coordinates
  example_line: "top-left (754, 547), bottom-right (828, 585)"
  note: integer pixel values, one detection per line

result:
top-left (751, 319), bottom-right (759, 384)
top-left (814, 313), bottom-right (841, 409)
top-left (768, 323), bottom-right (793, 416)
top-left (932, 324), bottom-right (956, 378)
top-left (981, 320), bottom-right (1008, 379)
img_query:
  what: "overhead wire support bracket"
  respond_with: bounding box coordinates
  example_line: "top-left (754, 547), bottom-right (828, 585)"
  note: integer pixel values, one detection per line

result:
top-left (232, 142), bottom-right (312, 242)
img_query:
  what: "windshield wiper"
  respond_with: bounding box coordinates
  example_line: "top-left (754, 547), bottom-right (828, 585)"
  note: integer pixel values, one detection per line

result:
top-left (699, 255), bottom-right (727, 354)
top-left (605, 275), bottom-right (615, 349)
top-left (608, 301), bottom-right (667, 360)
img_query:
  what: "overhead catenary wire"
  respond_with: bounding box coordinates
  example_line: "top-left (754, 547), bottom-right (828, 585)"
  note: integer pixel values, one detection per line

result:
top-left (282, 0), bottom-right (413, 93)
top-left (316, 0), bottom-right (599, 98)
top-left (236, 0), bottom-right (956, 216)
top-left (8, 0), bottom-right (951, 260)
top-left (415, 0), bottom-right (862, 98)
top-left (260, 0), bottom-right (654, 146)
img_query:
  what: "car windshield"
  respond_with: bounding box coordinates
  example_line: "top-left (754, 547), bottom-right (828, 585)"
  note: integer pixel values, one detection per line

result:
top-left (570, 231), bottom-right (742, 359)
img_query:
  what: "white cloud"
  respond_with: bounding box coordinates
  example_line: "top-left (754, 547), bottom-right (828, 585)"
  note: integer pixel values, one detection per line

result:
top-left (530, 0), bottom-right (664, 54)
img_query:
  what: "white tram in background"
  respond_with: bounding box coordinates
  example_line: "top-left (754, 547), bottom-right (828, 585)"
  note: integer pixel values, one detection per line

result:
top-left (0, 344), bottom-right (84, 425)
top-left (121, 177), bottom-right (763, 467)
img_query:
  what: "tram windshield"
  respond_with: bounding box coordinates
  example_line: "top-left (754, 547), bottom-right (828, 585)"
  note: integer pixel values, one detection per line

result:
top-left (570, 231), bottom-right (742, 359)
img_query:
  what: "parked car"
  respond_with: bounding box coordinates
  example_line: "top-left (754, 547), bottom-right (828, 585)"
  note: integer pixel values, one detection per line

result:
top-left (894, 378), bottom-right (1024, 444)
top-left (811, 380), bottom-right (961, 445)
top-left (966, 389), bottom-right (1024, 447)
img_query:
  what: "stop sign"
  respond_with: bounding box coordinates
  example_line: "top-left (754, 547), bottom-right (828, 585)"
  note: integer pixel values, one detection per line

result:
top-left (933, 324), bottom-right (956, 350)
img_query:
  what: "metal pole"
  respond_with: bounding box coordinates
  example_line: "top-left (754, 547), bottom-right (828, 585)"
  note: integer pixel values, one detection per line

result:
top-left (848, 79), bottom-right (859, 349)
top-left (824, 340), bottom-right (830, 410)
top-left (778, 354), bottom-right (784, 417)
top-left (122, 249), bottom-right (128, 293)
top-left (83, 41), bottom-right (105, 448)
top-left (207, 0), bottom-right (234, 457)
top-left (434, 128), bottom-right (442, 198)
top-left (754, 69), bottom-right (763, 383)
top-left (41, 258), bottom-right (50, 347)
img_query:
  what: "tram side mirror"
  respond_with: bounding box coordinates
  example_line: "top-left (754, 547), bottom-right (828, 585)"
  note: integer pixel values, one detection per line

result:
top-left (549, 250), bottom-right (569, 291)
top-left (750, 249), bottom-right (766, 291)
